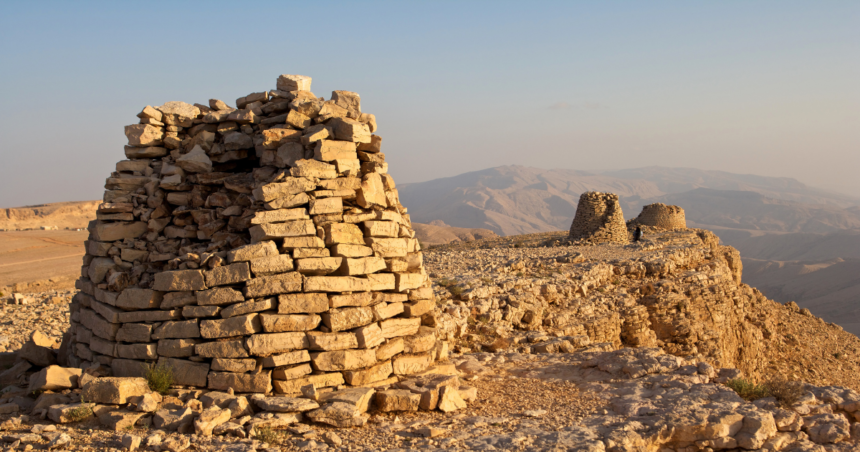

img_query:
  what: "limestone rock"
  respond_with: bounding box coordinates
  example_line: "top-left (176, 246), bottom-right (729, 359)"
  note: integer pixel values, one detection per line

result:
top-left (194, 406), bottom-right (231, 436)
top-left (82, 377), bottom-right (150, 405)
top-left (305, 402), bottom-right (368, 428)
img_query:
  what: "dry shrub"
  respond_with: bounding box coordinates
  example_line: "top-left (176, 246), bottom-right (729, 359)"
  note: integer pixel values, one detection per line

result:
top-left (764, 378), bottom-right (805, 407)
top-left (726, 378), bottom-right (770, 401)
top-left (144, 362), bottom-right (174, 395)
top-left (255, 427), bottom-right (284, 445)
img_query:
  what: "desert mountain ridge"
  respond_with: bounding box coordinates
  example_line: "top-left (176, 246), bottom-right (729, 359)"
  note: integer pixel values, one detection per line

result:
top-left (0, 200), bottom-right (99, 230)
top-left (399, 165), bottom-right (860, 237)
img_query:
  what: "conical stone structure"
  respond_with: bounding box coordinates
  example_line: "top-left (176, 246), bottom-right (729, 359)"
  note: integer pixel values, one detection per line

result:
top-left (568, 192), bottom-right (628, 244)
top-left (65, 74), bottom-right (444, 394)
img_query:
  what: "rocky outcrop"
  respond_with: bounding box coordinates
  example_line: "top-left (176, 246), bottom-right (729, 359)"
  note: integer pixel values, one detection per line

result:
top-left (426, 228), bottom-right (860, 390)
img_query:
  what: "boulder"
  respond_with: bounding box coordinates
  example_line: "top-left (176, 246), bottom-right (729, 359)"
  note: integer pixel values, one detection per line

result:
top-left (28, 366), bottom-right (82, 392)
top-left (82, 377), bottom-right (150, 405)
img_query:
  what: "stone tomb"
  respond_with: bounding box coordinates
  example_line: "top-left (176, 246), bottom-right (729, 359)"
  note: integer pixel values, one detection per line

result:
top-left (568, 192), bottom-right (628, 244)
top-left (66, 74), bottom-right (444, 394)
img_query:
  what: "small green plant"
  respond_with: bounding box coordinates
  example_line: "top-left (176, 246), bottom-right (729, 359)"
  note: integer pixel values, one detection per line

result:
top-left (436, 277), bottom-right (457, 287)
top-left (144, 362), bottom-right (174, 395)
top-left (516, 272), bottom-right (524, 277)
top-left (255, 427), bottom-right (284, 445)
top-left (66, 404), bottom-right (93, 422)
top-left (764, 378), bottom-right (805, 407)
top-left (725, 378), bottom-right (770, 401)
top-left (448, 285), bottom-right (463, 297)
top-left (480, 277), bottom-right (493, 285)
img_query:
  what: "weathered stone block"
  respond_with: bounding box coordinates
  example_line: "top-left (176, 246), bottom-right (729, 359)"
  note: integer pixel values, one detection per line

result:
top-left (321, 307), bottom-right (374, 332)
top-left (200, 314), bottom-right (261, 339)
top-left (311, 349), bottom-right (377, 372)
top-left (227, 241), bottom-right (279, 263)
top-left (210, 358), bottom-right (257, 373)
top-left (354, 323), bottom-right (384, 349)
top-left (278, 293), bottom-right (329, 314)
top-left (196, 287), bottom-right (244, 306)
top-left (260, 313), bottom-right (321, 332)
top-left (324, 223), bottom-right (364, 246)
top-left (151, 320), bottom-right (200, 339)
top-left (250, 255), bottom-right (294, 276)
top-left (343, 360), bottom-right (393, 386)
top-left (221, 298), bottom-right (276, 319)
top-left (28, 366), bottom-right (82, 393)
top-left (158, 358), bottom-right (209, 387)
top-left (157, 339), bottom-right (200, 358)
top-left (262, 350), bottom-right (311, 368)
top-left (152, 270), bottom-right (207, 292)
top-left (375, 390), bottom-right (420, 412)
top-left (244, 273), bottom-right (303, 298)
top-left (116, 289), bottom-right (162, 310)
top-left (208, 371), bottom-right (271, 393)
top-left (116, 324), bottom-right (152, 343)
top-left (246, 332), bottom-right (309, 356)
top-left (273, 372), bottom-right (345, 394)
top-left (204, 263), bottom-right (251, 287)
top-left (250, 220), bottom-right (316, 242)
top-left (116, 343), bottom-right (158, 360)
top-left (392, 353), bottom-right (432, 375)
top-left (83, 377), bottom-right (150, 404)
top-left (403, 298), bottom-right (434, 317)
top-left (195, 340), bottom-right (249, 358)
top-left (307, 331), bottom-right (359, 351)
top-left (380, 317), bottom-right (421, 339)
top-left (304, 276), bottom-right (371, 293)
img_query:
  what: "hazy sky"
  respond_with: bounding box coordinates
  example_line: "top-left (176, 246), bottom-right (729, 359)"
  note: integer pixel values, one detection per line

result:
top-left (1, 1), bottom-right (858, 207)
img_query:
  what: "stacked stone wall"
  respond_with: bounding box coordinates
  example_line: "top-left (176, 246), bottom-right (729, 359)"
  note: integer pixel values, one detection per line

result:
top-left (630, 203), bottom-right (686, 230)
top-left (65, 74), bottom-right (444, 394)
top-left (568, 192), bottom-right (629, 244)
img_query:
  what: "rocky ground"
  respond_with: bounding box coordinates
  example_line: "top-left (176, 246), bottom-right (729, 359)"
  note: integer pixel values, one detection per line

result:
top-left (2, 229), bottom-right (860, 450)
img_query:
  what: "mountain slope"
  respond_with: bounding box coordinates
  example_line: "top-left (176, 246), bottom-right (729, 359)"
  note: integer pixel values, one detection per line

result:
top-left (400, 165), bottom-right (860, 236)
top-left (640, 188), bottom-right (860, 233)
top-left (399, 166), bottom-right (663, 235)
top-left (412, 221), bottom-right (499, 245)
top-left (605, 166), bottom-right (860, 208)
top-left (744, 257), bottom-right (860, 336)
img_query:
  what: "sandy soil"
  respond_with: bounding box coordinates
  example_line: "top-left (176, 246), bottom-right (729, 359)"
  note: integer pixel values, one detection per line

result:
top-left (0, 230), bottom-right (88, 293)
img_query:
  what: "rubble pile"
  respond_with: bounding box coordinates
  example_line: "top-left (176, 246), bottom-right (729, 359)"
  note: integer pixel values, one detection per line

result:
top-left (567, 192), bottom-right (629, 244)
top-left (65, 74), bottom-right (448, 395)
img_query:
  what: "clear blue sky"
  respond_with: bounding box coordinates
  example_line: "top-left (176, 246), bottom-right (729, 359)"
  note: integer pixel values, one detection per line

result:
top-left (1, 1), bottom-right (857, 207)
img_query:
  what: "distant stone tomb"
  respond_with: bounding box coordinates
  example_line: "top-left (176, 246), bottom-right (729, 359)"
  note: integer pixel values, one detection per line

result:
top-left (568, 192), bottom-right (628, 244)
